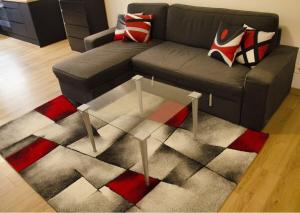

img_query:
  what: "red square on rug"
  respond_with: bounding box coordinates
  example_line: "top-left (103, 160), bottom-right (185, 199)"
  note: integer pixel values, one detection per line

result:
top-left (228, 129), bottom-right (269, 153)
top-left (35, 95), bottom-right (77, 122)
top-left (6, 138), bottom-right (58, 172)
top-left (106, 170), bottom-right (160, 204)
top-left (148, 101), bottom-right (190, 128)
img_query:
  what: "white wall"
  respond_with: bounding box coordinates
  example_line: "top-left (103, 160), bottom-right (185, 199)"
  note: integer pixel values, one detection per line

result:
top-left (104, 0), bottom-right (300, 88)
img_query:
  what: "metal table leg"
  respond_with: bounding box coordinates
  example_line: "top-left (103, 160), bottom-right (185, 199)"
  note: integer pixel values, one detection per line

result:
top-left (78, 104), bottom-right (97, 152)
top-left (132, 75), bottom-right (144, 116)
top-left (188, 92), bottom-right (202, 140)
top-left (135, 133), bottom-right (150, 186)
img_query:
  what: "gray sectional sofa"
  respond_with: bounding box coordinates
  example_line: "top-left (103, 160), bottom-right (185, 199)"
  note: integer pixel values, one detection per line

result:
top-left (53, 3), bottom-right (298, 130)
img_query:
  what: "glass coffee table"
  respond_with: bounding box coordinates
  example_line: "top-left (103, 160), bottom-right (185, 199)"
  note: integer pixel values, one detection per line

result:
top-left (77, 75), bottom-right (201, 185)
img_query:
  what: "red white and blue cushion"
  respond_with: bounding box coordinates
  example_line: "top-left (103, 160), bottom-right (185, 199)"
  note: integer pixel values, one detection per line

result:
top-left (124, 14), bottom-right (152, 43)
top-left (236, 24), bottom-right (275, 68)
top-left (208, 23), bottom-right (246, 67)
top-left (114, 13), bottom-right (143, 40)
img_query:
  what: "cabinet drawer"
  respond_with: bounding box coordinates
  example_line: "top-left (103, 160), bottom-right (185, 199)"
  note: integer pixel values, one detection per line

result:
top-left (60, 0), bottom-right (85, 14)
top-left (65, 24), bottom-right (90, 39)
top-left (62, 10), bottom-right (88, 27)
top-left (68, 36), bottom-right (85, 52)
top-left (5, 7), bottom-right (24, 23)
top-left (10, 21), bottom-right (27, 36)
top-left (3, 1), bottom-right (19, 9)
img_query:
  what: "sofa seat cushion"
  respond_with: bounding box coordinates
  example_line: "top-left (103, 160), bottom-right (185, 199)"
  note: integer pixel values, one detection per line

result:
top-left (132, 41), bottom-right (250, 102)
top-left (53, 39), bottom-right (161, 89)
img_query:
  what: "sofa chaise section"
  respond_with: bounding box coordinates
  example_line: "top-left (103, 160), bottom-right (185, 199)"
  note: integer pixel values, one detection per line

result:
top-left (53, 39), bottom-right (161, 103)
top-left (53, 3), bottom-right (168, 104)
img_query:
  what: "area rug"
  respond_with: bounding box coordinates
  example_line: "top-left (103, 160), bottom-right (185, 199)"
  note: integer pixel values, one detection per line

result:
top-left (0, 95), bottom-right (269, 212)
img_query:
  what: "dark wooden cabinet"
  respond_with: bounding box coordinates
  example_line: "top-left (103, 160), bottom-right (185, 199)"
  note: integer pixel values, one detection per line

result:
top-left (59, 0), bottom-right (108, 52)
top-left (0, 0), bottom-right (66, 47)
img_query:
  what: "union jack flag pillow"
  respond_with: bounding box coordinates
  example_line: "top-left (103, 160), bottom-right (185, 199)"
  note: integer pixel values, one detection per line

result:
top-left (208, 22), bottom-right (246, 67)
top-left (124, 14), bottom-right (153, 43)
top-left (114, 13), bottom-right (143, 41)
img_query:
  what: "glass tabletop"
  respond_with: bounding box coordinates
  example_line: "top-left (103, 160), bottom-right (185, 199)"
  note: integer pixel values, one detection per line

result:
top-left (84, 75), bottom-right (193, 141)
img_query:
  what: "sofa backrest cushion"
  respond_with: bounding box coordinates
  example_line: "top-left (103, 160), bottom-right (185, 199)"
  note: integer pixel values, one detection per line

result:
top-left (166, 4), bottom-right (279, 49)
top-left (128, 3), bottom-right (169, 40)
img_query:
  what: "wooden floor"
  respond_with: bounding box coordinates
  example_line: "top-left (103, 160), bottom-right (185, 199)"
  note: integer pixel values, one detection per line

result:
top-left (0, 34), bottom-right (299, 212)
top-left (0, 35), bottom-right (77, 212)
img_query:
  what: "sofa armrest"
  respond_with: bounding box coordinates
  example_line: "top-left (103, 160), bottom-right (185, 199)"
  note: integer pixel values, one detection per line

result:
top-left (241, 45), bottom-right (299, 130)
top-left (84, 27), bottom-right (115, 51)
